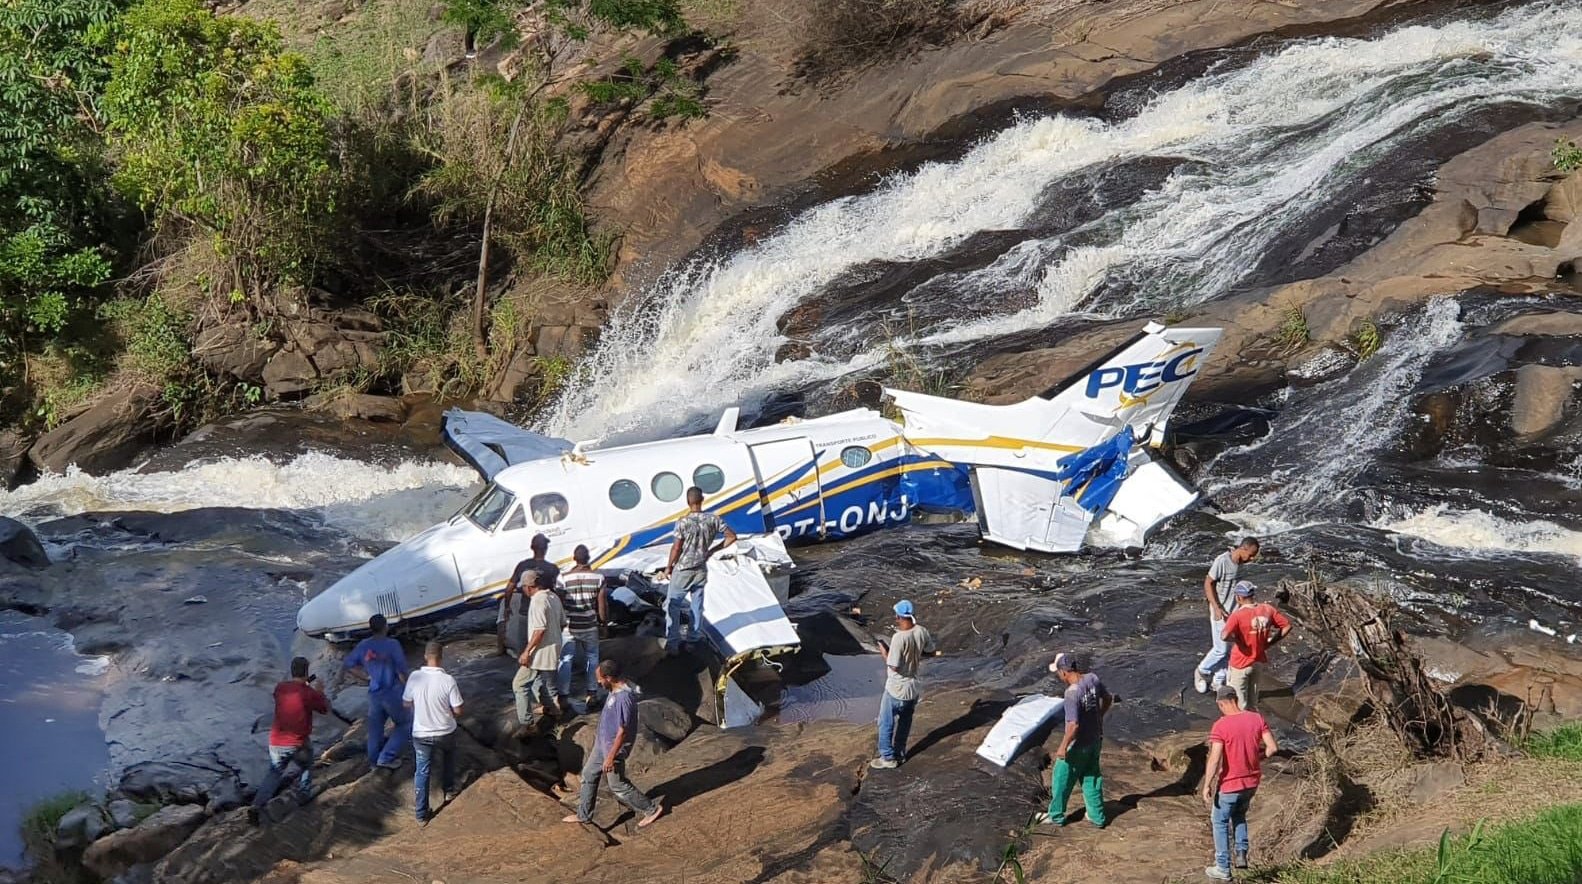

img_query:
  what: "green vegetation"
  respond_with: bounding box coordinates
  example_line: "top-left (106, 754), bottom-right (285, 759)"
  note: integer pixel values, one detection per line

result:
top-left (1352, 319), bottom-right (1382, 360)
top-left (1253, 803), bottom-right (1582, 884)
top-left (1521, 723), bottom-right (1582, 763)
top-left (1555, 138), bottom-right (1582, 174)
top-left (0, 0), bottom-right (710, 438)
top-left (21, 790), bottom-right (92, 855)
top-left (1276, 304), bottom-right (1311, 351)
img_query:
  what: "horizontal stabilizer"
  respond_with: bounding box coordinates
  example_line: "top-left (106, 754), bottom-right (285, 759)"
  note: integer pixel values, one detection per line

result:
top-left (442, 408), bottom-right (573, 481)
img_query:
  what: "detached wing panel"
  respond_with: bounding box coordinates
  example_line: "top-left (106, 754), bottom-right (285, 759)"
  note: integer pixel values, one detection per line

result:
top-left (442, 408), bottom-right (574, 481)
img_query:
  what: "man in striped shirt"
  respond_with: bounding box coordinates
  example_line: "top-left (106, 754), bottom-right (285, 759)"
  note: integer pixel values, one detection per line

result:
top-left (559, 545), bottom-right (608, 709)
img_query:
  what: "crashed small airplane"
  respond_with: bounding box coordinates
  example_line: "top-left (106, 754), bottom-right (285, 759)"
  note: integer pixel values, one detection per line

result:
top-left (298, 322), bottom-right (1219, 718)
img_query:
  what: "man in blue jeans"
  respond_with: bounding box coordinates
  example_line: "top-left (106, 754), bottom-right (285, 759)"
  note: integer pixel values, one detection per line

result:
top-left (1201, 685), bottom-right (1278, 879)
top-left (403, 641), bottom-right (464, 825)
top-left (871, 600), bottom-right (934, 770)
top-left (338, 614), bottom-right (411, 769)
top-left (660, 487), bottom-right (736, 655)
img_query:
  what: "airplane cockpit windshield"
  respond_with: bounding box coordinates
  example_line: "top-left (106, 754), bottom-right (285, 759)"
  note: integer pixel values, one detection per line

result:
top-left (459, 482), bottom-right (516, 532)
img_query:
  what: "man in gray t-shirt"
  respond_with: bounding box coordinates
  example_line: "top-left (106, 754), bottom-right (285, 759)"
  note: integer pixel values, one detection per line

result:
top-left (1194, 537), bottom-right (1260, 694)
top-left (660, 486), bottom-right (737, 655)
top-left (871, 599), bottom-right (934, 770)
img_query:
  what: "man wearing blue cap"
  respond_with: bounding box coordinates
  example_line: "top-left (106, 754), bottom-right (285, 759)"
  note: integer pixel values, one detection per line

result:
top-left (871, 599), bottom-right (934, 770)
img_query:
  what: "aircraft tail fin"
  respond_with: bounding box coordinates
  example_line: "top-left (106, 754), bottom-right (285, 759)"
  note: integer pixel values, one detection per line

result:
top-left (885, 320), bottom-right (1220, 553)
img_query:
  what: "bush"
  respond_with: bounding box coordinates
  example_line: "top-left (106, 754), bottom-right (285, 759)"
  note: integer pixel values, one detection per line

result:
top-left (100, 0), bottom-right (344, 292)
top-left (1556, 138), bottom-right (1582, 174)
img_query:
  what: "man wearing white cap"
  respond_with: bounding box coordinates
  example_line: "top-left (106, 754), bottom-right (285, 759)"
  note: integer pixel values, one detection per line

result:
top-left (1040, 652), bottom-right (1113, 828)
top-left (871, 599), bottom-right (934, 770)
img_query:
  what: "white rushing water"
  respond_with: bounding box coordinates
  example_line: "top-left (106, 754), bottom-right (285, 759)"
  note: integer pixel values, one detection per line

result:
top-left (1206, 297), bottom-right (1464, 528)
top-left (1375, 504), bottom-right (1582, 563)
top-left (545, 1), bottom-right (1582, 440)
top-left (0, 453), bottom-right (478, 542)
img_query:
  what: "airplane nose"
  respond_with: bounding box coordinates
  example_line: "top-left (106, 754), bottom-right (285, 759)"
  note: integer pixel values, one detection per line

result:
top-left (297, 574), bottom-right (376, 639)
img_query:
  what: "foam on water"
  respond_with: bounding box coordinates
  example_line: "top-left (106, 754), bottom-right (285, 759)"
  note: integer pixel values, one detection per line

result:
top-left (1, 453), bottom-right (478, 542)
top-left (544, 1), bottom-right (1582, 440)
top-left (1375, 505), bottom-right (1582, 563)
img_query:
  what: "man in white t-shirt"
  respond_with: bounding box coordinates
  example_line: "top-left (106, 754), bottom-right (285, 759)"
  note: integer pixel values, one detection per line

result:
top-left (403, 641), bottom-right (464, 825)
top-left (1193, 538), bottom-right (1259, 694)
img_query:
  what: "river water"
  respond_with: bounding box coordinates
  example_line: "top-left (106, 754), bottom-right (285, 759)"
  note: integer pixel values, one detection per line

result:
top-left (4, 0), bottom-right (1582, 873)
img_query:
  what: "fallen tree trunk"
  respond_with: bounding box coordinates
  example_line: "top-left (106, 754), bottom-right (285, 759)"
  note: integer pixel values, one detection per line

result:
top-left (1279, 572), bottom-right (1489, 761)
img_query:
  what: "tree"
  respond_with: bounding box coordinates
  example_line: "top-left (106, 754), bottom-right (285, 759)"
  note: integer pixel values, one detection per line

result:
top-left (100, 0), bottom-right (343, 296)
top-left (0, 0), bottom-right (123, 393)
top-left (428, 0), bottom-right (685, 357)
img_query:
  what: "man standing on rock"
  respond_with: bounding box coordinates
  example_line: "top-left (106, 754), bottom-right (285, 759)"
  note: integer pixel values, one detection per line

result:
top-left (563, 659), bottom-right (665, 829)
top-left (871, 599), bottom-right (934, 770)
top-left (499, 533), bottom-right (560, 655)
top-left (339, 614), bottom-right (411, 769)
top-left (559, 544), bottom-right (608, 710)
top-left (403, 641), bottom-right (464, 826)
top-left (660, 487), bottom-right (736, 655)
top-left (1194, 538), bottom-right (1260, 694)
top-left (1202, 684), bottom-right (1278, 879)
top-left (1040, 652), bottom-right (1113, 828)
top-left (1221, 581), bottom-right (1290, 711)
top-left (251, 656), bottom-right (328, 819)
top-left (514, 572), bottom-right (567, 731)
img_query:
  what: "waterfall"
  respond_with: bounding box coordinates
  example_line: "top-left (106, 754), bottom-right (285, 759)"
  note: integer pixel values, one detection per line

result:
top-left (544, 1), bottom-right (1582, 441)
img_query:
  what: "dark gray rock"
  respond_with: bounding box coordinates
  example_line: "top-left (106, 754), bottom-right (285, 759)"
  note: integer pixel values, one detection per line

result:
top-left (118, 753), bottom-right (238, 805)
top-left (82, 804), bottom-right (205, 879)
top-left (107, 798), bottom-right (143, 831)
top-left (0, 429), bottom-right (28, 489)
top-left (203, 777), bottom-right (245, 814)
top-left (56, 802), bottom-right (112, 852)
top-left (637, 696), bottom-right (695, 745)
top-left (0, 516), bottom-right (49, 568)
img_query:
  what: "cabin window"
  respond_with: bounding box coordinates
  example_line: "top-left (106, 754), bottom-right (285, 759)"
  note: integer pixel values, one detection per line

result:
top-left (652, 472), bottom-right (684, 502)
top-left (840, 445), bottom-right (874, 469)
top-left (501, 505), bottom-right (528, 531)
top-left (609, 479), bottom-right (642, 510)
top-left (461, 483), bottom-right (516, 532)
top-left (530, 493), bottom-right (569, 525)
top-left (693, 463), bottom-right (725, 494)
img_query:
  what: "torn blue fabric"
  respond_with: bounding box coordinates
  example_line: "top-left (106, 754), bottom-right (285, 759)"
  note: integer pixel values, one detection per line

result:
top-left (1053, 426), bottom-right (1135, 513)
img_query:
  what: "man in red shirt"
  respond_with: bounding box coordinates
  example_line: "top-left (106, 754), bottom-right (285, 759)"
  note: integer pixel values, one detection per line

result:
top-left (251, 656), bottom-right (329, 821)
top-left (1220, 581), bottom-right (1290, 710)
top-left (1201, 685), bottom-right (1279, 879)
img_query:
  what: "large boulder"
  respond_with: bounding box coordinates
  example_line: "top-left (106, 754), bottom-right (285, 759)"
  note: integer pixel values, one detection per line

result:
top-left (27, 385), bottom-right (166, 475)
top-left (117, 754), bottom-right (240, 806)
top-left (55, 802), bottom-right (113, 852)
top-left (81, 804), bottom-right (205, 879)
top-left (0, 516), bottom-right (49, 568)
top-left (191, 322), bottom-right (279, 382)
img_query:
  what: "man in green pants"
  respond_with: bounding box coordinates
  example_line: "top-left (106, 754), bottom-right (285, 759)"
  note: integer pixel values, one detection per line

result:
top-left (1039, 652), bottom-right (1113, 827)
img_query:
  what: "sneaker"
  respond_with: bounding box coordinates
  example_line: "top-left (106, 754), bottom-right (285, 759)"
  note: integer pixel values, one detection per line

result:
top-left (868, 758), bottom-right (899, 770)
top-left (416, 815), bottom-right (430, 828)
top-left (1204, 866), bottom-right (1232, 881)
top-left (443, 791), bottom-right (459, 805)
top-left (562, 813), bottom-right (586, 824)
top-left (637, 802), bottom-right (665, 829)
top-left (1193, 669), bottom-right (1210, 694)
top-left (245, 806), bottom-right (262, 827)
top-left (376, 759), bottom-right (402, 772)
top-left (1233, 850), bottom-right (1248, 869)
